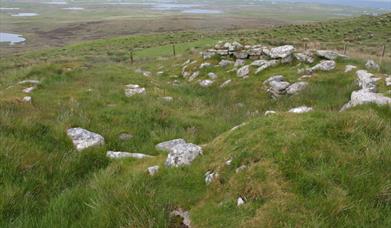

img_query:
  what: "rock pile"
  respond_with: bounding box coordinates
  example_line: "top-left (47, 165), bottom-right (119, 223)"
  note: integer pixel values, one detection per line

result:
top-left (263, 75), bottom-right (308, 98)
top-left (341, 69), bottom-right (391, 111)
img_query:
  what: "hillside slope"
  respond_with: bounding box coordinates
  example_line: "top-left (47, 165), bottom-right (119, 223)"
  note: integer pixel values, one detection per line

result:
top-left (1, 14), bottom-right (391, 227)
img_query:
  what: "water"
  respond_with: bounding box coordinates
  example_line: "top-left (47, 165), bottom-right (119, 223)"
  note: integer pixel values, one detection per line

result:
top-left (44, 1), bottom-right (67, 5)
top-left (0, 8), bottom-right (20, 10)
top-left (63, 7), bottom-right (84, 11)
top-left (11, 13), bottom-right (39, 17)
top-left (0, 33), bottom-right (26, 45)
top-left (152, 3), bottom-right (199, 11)
top-left (182, 9), bottom-right (222, 14)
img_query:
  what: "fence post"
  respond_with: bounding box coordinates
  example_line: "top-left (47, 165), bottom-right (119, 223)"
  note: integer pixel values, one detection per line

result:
top-left (129, 50), bottom-right (134, 64)
top-left (343, 43), bottom-right (347, 55)
top-left (381, 45), bottom-right (386, 58)
top-left (172, 44), bottom-right (176, 56)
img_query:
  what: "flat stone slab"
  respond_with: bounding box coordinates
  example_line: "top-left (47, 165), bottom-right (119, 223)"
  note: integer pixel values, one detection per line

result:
top-left (155, 138), bottom-right (187, 152)
top-left (67, 128), bottom-right (105, 151)
top-left (106, 151), bottom-right (153, 159)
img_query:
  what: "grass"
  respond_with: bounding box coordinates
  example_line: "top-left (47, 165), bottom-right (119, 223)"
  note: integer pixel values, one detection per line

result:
top-left (0, 12), bottom-right (391, 227)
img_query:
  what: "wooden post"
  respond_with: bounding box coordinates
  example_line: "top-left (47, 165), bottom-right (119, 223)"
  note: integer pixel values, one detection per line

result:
top-left (381, 45), bottom-right (386, 58)
top-left (129, 50), bottom-right (134, 64)
top-left (304, 42), bottom-right (307, 51)
top-left (343, 43), bottom-right (347, 55)
top-left (172, 44), bottom-right (176, 56)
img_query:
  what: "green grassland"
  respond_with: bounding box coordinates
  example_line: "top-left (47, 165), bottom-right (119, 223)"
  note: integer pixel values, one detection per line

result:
top-left (1, 12), bottom-right (391, 227)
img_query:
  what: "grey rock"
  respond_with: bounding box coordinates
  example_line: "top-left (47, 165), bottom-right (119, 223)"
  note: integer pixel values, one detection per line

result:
top-left (254, 60), bottom-right (279, 74)
top-left (268, 81), bottom-right (290, 97)
top-left (220, 79), bottom-right (232, 88)
top-left (155, 138), bottom-right (187, 152)
top-left (263, 75), bottom-right (286, 85)
top-left (161, 96), bottom-right (174, 102)
top-left (237, 65), bottom-right (250, 77)
top-left (356, 70), bottom-right (378, 93)
top-left (237, 197), bottom-right (245, 206)
top-left (316, 50), bottom-right (345, 60)
top-left (386, 76), bottom-right (391, 87)
top-left (170, 209), bottom-right (191, 228)
top-left (294, 53), bottom-right (314, 63)
top-left (106, 151), bottom-right (153, 159)
top-left (310, 60), bottom-right (336, 72)
top-left (234, 59), bottom-right (246, 68)
top-left (365, 59), bottom-right (380, 71)
top-left (165, 143), bottom-right (203, 167)
top-left (23, 86), bottom-right (36, 93)
top-left (125, 84), bottom-right (146, 97)
top-left (205, 171), bottom-right (218, 185)
top-left (264, 110), bottom-right (277, 116)
top-left (286, 82), bottom-right (308, 95)
top-left (341, 90), bottom-right (391, 111)
top-left (67, 128), bottom-right (105, 151)
top-left (233, 51), bottom-right (249, 59)
top-left (288, 106), bottom-right (313, 113)
top-left (202, 50), bottom-right (217, 59)
top-left (199, 80), bottom-right (214, 87)
top-left (265, 45), bottom-right (295, 59)
top-left (119, 133), bottom-right (133, 141)
top-left (199, 62), bottom-right (212, 69)
top-left (18, 80), bottom-right (40, 85)
top-left (219, 60), bottom-right (234, 68)
top-left (147, 166), bottom-right (159, 176)
top-left (345, 65), bottom-right (357, 73)
top-left (22, 96), bottom-right (32, 103)
top-left (188, 71), bottom-right (200, 82)
top-left (207, 72), bottom-right (218, 80)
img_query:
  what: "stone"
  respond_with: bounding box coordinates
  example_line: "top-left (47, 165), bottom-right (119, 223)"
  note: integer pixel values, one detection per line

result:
top-left (106, 151), bottom-right (153, 159)
top-left (199, 80), bottom-right (214, 87)
top-left (341, 89), bottom-right (391, 111)
top-left (286, 82), bottom-right (308, 95)
top-left (237, 197), bottom-right (245, 206)
top-left (157, 71), bottom-right (165, 76)
top-left (220, 79), bottom-right (232, 88)
top-left (188, 71), bottom-right (200, 82)
top-left (147, 166), bottom-right (159, 176)
top-left (143, 71), bottom-right (152, 77)
top-left (125, 84), bottom-right (146, 97)
top-left (263, 75), bottom-right (286, 85)
top-left (265, 45), bottom-right (295, 59)
top-left (165, 143), bottom-right (203, 167)
top-left (119, 133), bottom-right (133, 141)
top-left (23, 86), bottom-right (35, 93)
top-left (67, 128), bottom-right (104, 151)
top-left (235, 165), bottom-right (247, 173)
top-left (316, 50), bottom-right (344, 60)
top-left (264, 110), bottom-right (277, 116)
top-left (268, 81), bottom-right (290, 97)
top-left (216, 49), bottom-right (229, 56)
top-left (225, 159), bottom-right (233, 166)
top-left (219, 60), bottom-right (234, 68)
top-left (234, 59), bottom-right (246, 68)
top-left (202, 50), bottom-right (216, 59)
top-left (356, 70), bottom-right (378, 92)
top-left (205, 171), bottom-right (218, 185)
top-left (155, 138), bottom-right (187, 152)
top-left (365, 59), bottom-right (380, 71)
top-left (248, 47), bottom-right (263, 57)
top-left (182, 59), bottom-right (191, 66)
top-left (310, 60), bottom-right (336, 72)
top-left (22, 96), bottom-right (32, 103)
top-left (294, 53), bottom-right (314, 63)
top-left (281, 55), bottom-right (294, 64)
top-left (199, 62), bottom-right (212, 69)
top-left (253, 60), bottom-right (279, 74)
top-left (161, 96), bottom-right (174, 102)
top-left (170, 209), bottom-right (191, 228)
top-left (386, 76), bottom-right (391, 87)
top-left (237, 65), bottom-right (250, 77)
top-left (233, 51), bottom-right (249, 59)
top-left (208, 72), bottom-right (218, 80)
top-left (288, 106), bottom-right (313, 113)
top-left (18, 80), bottom-right (40, 85)
top-left (345, 65), bottom-right (357, 73)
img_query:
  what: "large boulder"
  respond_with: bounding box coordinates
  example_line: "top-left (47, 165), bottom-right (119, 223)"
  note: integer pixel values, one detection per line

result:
top-left (155, 138), bottom-right (187, 152)
top-left (286, 82), bottom-right (308, 95)
top-left (125, 84), bottom-right (146, 97)
top-left (252, 60), bottom-right (279, 74)
top-left (165, 143), bottom-right (203, 167)
top-left (237, 65), bottom-right (250, 77)
top-left (265, 45), bottom-right (295, 59)
top-left (268, 80), bottom-right (290, 97)
top-left (67, 128), bottom-right (105, 151)
top-left (341, 89), bottom-right (391, 111)
top-left (316, 50), bottom-right (345, 60)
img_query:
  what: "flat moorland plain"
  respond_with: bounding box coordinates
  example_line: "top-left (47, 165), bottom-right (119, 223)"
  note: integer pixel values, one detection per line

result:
top-left (0, 0), bottom-right (377, 55)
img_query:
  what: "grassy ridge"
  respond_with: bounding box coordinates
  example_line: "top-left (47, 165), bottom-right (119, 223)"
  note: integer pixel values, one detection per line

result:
top-left (1, 13), bottom-right (391, 227)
